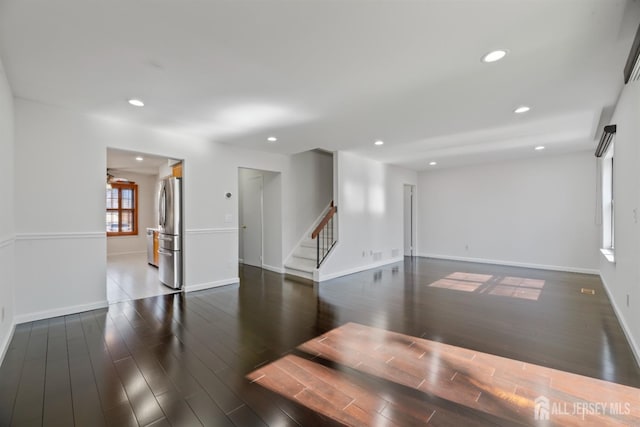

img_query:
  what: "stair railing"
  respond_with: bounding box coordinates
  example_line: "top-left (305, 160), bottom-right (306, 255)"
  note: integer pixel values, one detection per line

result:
top-left (311, 202), bottom-right (337, 268)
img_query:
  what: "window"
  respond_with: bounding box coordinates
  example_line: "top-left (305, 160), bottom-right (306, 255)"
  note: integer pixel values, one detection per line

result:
top-left (602, 143), bottom-right (614, 250)
top-left (106, 182), bottom-right (138, 236)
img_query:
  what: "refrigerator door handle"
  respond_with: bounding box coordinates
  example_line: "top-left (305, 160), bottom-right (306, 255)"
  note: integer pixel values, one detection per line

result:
top-left (159, 184), bottom-right (166, 228)
top-left (158, 250), bottom-right (173, 256)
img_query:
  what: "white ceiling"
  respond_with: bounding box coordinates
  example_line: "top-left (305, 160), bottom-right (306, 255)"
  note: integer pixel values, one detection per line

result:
top-left (1, 0), bottom-right (638, 170)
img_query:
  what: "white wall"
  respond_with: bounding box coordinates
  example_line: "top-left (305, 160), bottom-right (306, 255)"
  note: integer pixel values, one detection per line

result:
top-left (288, 150), bottom-right (333, 249)
top-left (599, 80), bottom-right (640, 364)
top-left (319, 151), bottom-right (417, 280)
top-left (0, 58), bottom-right (15, 361)
top-left (107, 171), bottom-right (158, 256)
top-left (158, 160), bottom-right (175, 181)
top-left (13, 99), bottom-right (295, 318)
top-left (417, 151), bottom-right (599, 273)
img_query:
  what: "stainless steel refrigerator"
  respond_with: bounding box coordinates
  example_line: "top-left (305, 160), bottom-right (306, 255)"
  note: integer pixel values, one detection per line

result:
top-left (158, 176), bottom-right (182, 289)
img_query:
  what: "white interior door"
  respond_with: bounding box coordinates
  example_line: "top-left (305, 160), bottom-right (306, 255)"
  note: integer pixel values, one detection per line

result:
top-left (404, 184), bottom-right (413, 256)
top-left (241, 174), bottom-right (263, 267)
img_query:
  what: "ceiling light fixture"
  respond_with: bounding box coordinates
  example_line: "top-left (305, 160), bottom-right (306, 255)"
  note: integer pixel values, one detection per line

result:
top-left (429, 161), bottom-right (437, 166)
top-left (374, 140), bottom-right (384, 146)
top-left (481, 49), bottom-right (508, 63)
top-left (534, 146), bottom-right (545, 151)
top-left (128, 99), bottom-right (145, 107)
top-left (514, 106), bottom-right (531, 114)
top-left (267, 136), bottom-right (277, 142)
top-left (106, 170), bottom-right (114, 190)
top-left (135, 156), bottom-right (144, 161)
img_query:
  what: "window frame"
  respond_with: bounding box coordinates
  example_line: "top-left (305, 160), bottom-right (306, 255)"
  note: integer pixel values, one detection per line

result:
top-left (106, 182), bottom-right (139, 237)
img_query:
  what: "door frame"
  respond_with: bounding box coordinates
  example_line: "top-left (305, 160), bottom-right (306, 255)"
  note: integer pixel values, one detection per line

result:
top-left (105, 147), bottom-right (185, 302)
top-left (403, 184), bottom-right (416, 256)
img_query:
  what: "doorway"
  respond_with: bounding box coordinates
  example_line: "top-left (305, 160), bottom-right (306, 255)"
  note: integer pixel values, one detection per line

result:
top-left (403, 184), bottom-right (415, 256)
top-left (239, 170), bottom-right (263, 267)
top-left (105, 148), bottom-right (183, 303)
top-left (238, 168), bottom-right (283, 272)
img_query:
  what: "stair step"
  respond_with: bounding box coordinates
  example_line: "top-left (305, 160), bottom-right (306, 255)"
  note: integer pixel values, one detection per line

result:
top-left (284, 256), bottom-right (316, 273)
top-left (285, 271), bottom-right (314, 283)
top-left (300, 239), bottom-right (315, 249)
top-left (287, 222), bottom-right (336, 281)
top-left (294, 246), bottom-right (317, 261)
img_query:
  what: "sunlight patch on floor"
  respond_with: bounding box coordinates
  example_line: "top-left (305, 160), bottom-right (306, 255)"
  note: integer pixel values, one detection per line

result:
top-left (248, 323), bottom-right (640, 426)
top-left (428, 273), bottom-right (544, 301)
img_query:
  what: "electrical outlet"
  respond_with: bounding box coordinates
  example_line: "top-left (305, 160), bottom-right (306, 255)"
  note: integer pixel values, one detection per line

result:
top-left (465, 244), bottom-right (469, 251)
top-left (362, 250), bottom-right (366, 257)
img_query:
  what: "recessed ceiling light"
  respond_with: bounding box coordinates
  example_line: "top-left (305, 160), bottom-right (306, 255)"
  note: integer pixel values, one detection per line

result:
top-left (534, 146), bottom-right (545, 151)
top-left (514, 106), bottom-right (531, 114)
top-left (128, 99), bottom-right (144, 107)
top-left (429, 161), bottom-right (437, 166)
top-left (374, 140), bottom-right (384, 146)
top-left (481, 49), bottom-right (508, 63)
top-left (135, 156), bottom-right (144, 161)
top-left (267, 136), bottom-right (277, 142)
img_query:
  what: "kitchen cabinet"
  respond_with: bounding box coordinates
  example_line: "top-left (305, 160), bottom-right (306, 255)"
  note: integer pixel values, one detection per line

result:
top-left (153, 230), bottom-right (159, 266)
top-left (147, 228), bottom-right (160, 267)
top-left (172, 163), bottom-right (182, 178)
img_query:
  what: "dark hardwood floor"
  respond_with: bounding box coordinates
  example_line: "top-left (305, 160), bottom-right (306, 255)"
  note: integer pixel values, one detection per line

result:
top-left (1, 257), bottom-right (639, 426)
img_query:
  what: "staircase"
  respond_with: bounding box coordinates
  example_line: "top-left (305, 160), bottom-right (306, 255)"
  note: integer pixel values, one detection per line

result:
top-left (284, 237), bottom-right (320, 280)
top-left (285, 202), bottom-right (337, 281)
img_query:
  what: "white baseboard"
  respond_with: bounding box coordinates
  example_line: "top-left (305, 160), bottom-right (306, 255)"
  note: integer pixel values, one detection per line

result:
top-left (262, 264), bottom-right (285, 274)
top-left (418, 253), bottom-right (599, 275)
top-left (14, 300), bottom-right (109, 324)
top-left (185, 277), bottom-right (239, 292)
top-left (286, 268), bottom-right (314, 281)
top-left (317, 256), bottom-right (404, 282)
top-left (600, 274), bottom-right (640, 368)
top-left (0, 322), bottom-right (16, 366)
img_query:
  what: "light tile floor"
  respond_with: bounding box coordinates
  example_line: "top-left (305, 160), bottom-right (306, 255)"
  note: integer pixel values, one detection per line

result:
top-left (107, 252), bottom-right (180, 303)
